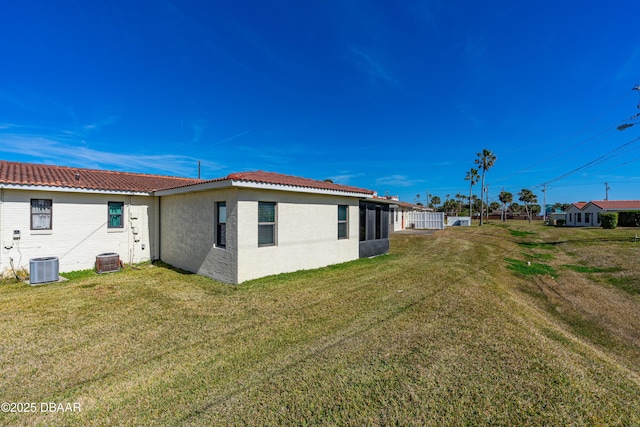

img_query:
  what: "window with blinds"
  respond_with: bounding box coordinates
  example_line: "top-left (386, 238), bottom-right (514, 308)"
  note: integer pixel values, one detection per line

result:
top-left (216, 201), bottom-right (227, 248)
top-left (338, 205), bottom-right (348, 239)
top-left (108, 202), bottom-right (124, 228)
top-left (258, 202), bottom-right (276, 246)
top-left (31, 199), bottom-right (52, 230)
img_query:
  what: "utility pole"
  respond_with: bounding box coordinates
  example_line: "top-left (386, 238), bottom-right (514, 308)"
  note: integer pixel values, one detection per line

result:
top-left (605, 182), bottom-right (610, 200)
top-left (501, 186), bottom-right (505, 222)
top-left (542, 184), bottom-right (547, 221)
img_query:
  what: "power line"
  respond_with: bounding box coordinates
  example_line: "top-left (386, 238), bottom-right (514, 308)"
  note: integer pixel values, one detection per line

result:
top-left (535, 135), bottom-right (640, 188)
top-left (501, 91), bottom-right (633, 182)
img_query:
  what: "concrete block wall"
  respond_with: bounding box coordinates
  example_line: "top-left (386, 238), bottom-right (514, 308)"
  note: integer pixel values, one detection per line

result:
top-left (0, 189), bottom-right (154, 275)
top-left (159, 188), bottom-right (238, 284)
top-left (235, 189), bottom-right (360, 283)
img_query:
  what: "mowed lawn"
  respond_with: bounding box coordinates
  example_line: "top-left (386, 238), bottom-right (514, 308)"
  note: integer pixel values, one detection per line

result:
top-left (1, 222), bottom-right (640, 426)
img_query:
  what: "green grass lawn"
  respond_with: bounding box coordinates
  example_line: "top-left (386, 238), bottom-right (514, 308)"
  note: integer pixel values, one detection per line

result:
top-left (1, 221), bottom-right (640, 426)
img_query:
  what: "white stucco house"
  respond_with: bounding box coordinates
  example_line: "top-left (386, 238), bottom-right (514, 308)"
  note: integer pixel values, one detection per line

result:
top-left (0, 161), bottom-right (391, 284)
top-left (565, 200), bottom-right (640, 226)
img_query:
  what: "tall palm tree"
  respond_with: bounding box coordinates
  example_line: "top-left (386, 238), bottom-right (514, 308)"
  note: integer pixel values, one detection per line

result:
top-left (464, 168), bottom-right (480, 220)
top-left (518, 188), bottom-right (538, 223)
top-left (455, 192), bottom-right (465, 215)
top-left (475, 149), bottom-right (497, 226)
top-left (430, 195), bottom-right (441, 209)
top-left (498, 190), bottom-right (513, 222)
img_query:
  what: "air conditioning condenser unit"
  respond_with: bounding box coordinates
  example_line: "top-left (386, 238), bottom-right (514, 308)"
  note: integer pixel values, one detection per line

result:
top-left (30, 257), bottom-right (59, 284)
top-left (96, 253), bottom-right (120, 274)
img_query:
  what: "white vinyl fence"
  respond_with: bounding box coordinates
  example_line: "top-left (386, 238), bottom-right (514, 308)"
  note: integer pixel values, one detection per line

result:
top-left (405, 211), bottom-right (445, 230)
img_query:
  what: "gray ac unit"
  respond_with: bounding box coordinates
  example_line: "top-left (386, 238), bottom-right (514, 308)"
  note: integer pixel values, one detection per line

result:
top-left (96, 253), bottom-right (120, 274)
top-left (29, 257), bottom-right (59, 284)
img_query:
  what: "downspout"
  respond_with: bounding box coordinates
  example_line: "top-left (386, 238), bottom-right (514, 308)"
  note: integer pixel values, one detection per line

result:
top-left (127, 194), bottom-right (133, 265)
top-left (0, 187), bottom-right (3, 274)
top-left (157, 196), bottom-right (161, 262)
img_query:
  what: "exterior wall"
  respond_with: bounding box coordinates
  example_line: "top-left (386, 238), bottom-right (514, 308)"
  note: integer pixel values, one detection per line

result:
top-left (547, 212), bottom-right (567, 225)
top-left (446, 216), bottom-right (471, 226)
top-left (393, 207), bottom-right (406, 231)
top-left (566, 205), bottom-right (602, 227)
top-left (565, 206), bottom-right (582, 226)
top-left (0, 189), bottom-right (154, 276)
top-left (236, 189), bottom-right (360, 283)
top-left (581, 205), bottom-right (603, 227)
top-left (1, 185), bottom-right (366, 284)
top-left (159, 188), bottom-right (238, 284)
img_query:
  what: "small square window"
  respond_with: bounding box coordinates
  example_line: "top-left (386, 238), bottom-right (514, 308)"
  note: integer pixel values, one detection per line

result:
top-left (108, 202), bottom-right (124, 228)
top-left (31, 199), bottom-right (52, 230)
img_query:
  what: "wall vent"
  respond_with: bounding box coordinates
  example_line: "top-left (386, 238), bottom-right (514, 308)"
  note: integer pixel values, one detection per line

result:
top-left (30, 257), bottom-right (59, 284)
top-left (96, 253), bottom-right (120, 274)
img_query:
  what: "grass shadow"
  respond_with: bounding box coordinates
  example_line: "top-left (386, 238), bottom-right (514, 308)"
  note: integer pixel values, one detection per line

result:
top-left (152, 260), bottom-right (195, 275)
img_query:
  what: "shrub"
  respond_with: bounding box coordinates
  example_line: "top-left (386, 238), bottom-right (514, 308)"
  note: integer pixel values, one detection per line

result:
top-left (618, 211), bottom-right (640, 227)
top-left (600, 212), bottom-right (618, 229)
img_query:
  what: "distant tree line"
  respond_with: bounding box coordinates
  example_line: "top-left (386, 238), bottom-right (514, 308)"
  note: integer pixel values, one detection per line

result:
top-left (412, 148), bottom-right (577, 223)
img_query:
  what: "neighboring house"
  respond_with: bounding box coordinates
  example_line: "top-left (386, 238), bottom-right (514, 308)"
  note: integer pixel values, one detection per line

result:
top-left (565, 202), bottom-right (587, 226)
top-left (391, 201), bottom-right (415, 232)
top-left (382, 198), bottom-right (433, 232)
top-left (0, 161), bottom-right (390, 284)
top-left (565, 200), bottom-right (640, 226)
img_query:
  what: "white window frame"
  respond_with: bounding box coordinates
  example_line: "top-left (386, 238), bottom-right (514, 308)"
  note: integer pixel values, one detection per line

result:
top-left (108, 201), bottom-right (125, 229)
top-left (31, 199), bottom-right (52, 230)
top-left (338, 205), bottom-right (348, 239)
top-left (216, 201), bottom-right (227, 248)
top-left (258, 202), bottom-right (277, 247)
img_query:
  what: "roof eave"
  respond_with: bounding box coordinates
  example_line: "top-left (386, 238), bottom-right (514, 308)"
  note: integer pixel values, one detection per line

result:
top-left (230, 180), bottom-right (373, 197)
top-left (154, 179), bottom-right (231, 196)
top-left (154, 179), bottom-right (374, 198)
top-left (0, 183), bottom-right (152, 196)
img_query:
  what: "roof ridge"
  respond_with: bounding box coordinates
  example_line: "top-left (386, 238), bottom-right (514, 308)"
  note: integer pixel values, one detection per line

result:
top-left (1, 160), bottom-right (199, 181)
top-left (0, 160), bottom-right (203, 192)
top-left (225, 170), bottom-right (374, 194)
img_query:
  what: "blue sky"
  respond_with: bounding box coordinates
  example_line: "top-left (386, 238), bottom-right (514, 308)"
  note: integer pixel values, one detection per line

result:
top-left (2, 1), bottom-right (640, 205)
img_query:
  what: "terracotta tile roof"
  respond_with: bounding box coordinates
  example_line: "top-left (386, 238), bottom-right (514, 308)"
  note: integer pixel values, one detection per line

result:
top-left (0, 161), bottom-right (201, 192)
top-left (225, 171), bottom-right (374, 195)
top-left (589, 200), bottom-right (640, 210)
top-left (0, 162), bottom-right (375, 196)
top-left (571, 202), bottom-right (588, 209)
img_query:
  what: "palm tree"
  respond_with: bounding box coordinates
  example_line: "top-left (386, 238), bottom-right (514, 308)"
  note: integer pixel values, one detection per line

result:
top-left (498, 190), bottom-right (513, 222)
top-left (464, 168), bottom-right (480, 220)
top-left (455, 192), bottom-right (465, 215)
top-left (518, 188), bottom-right (538, 223)
top-left (430, 195), bottom-right (441, 209)
top-left (510, 202), bottom-right (521, 215)
top-left (475, 149), bottom-right (497, 226)
top-left (442, 199), bottom-right (457, 215)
